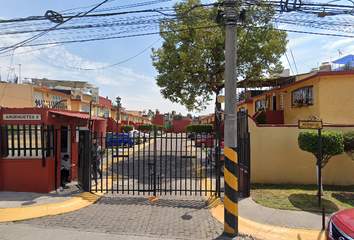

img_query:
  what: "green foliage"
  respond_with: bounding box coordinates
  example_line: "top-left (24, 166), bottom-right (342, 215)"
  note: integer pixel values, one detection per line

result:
top-left (139, 124), bottom-right (153, 131)
top-left (341, 61), bottom-right (354, 70)
top-left (121, 125), bottom-right (133, 132)
top-left (343, 130), bottom-right (354, 161)
top-left (185, 125), bottom-right (191, 132)
top-left (151, 0), bottom-right (288, 111)
top-left (255, 111), bottom-right (266, 124)
top-left (343, 130), bottom-right (354, 151)
top-left (147, 109), bottom-right (155, 117)
top-left (190, 124), bottom-right (213, 133)
top-left (157, 125), bottom-right (166, 130)
top-left (298, 130), bottom-right (344, 168)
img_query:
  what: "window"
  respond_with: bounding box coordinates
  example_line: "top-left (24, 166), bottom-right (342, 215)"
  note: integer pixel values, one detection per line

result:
top-left (125, 115), bottom-right (129, 121)
top-left (3, 125), bottom-right (54, 158)
top-left (291, 86), bottom-right (313, 108)
top-left (52, 96), bottom-right (66, 104)
top-left (82, 104), bottom-right (90, 113)
top-left (104, 109), bottom-right (109, 117)
top-left (255, 99), bottom-right (266, 111)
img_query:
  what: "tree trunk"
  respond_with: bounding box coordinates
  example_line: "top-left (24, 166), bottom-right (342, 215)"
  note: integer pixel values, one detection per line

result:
top-left (214, 100), bottom-right (222, 136)
top-left (316, 165), bottom-right (323, 196)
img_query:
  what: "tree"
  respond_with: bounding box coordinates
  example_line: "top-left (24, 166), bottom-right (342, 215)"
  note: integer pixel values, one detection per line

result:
top-left (343, 130), bottom-right (354, 161)
top-left (186, 113), bottom-right (193, 119)
top-left (151, 0), bottom-right (287, 131)
top-left (298, 130), bottom-right (344, 195)
top-left (147, 109), bottom-right (155, 117)
top-left (341, 61), bottom-right (354, 70)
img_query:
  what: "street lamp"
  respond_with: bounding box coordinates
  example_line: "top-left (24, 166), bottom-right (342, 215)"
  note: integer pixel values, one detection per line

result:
top-left (116, 96), bottom-right (121, 132)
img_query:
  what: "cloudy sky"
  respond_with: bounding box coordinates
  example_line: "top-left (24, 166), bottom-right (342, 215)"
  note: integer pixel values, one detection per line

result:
top-left (1, 0), bottom-right (354, 116)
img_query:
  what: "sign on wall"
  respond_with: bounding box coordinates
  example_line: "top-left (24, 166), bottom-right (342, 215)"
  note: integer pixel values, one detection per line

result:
top-left (3, 114), bottom-right (42, 120)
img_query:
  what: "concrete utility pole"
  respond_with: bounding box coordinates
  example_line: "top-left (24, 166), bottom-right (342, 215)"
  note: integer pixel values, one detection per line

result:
top-left (224, 0), bottom-right (239, 237)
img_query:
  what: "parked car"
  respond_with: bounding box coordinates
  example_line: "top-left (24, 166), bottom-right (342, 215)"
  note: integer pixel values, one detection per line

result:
top-left (106, 133), bottom-right (134, 147)
top-left (326, 208), bottom-right (354, 240)
top-left (131, 130), bottom-right (148, 143)
top-left (195, 135), bottom-right (214, 148)
top-left (207, 141), bottom-right (225, 174)
top-left (149, 130), bottom-right (161, 137)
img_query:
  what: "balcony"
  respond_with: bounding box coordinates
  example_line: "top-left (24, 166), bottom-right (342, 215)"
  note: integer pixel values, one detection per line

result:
top-left (35, 99), bottom-right (67, 110)
top-left (253, 110), bottom-right (284, 125)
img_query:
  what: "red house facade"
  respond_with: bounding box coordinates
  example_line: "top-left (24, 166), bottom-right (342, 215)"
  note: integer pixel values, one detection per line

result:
top-left (0, 107), bottom-right (105, 193)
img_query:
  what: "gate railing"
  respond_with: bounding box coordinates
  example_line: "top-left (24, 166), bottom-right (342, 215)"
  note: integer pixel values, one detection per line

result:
top-left (0, 124), bottom-right (54, 167)
top-left (84, 112), bottom-right (250, 197)
top-left (89, 131), bottom-right (222, 196)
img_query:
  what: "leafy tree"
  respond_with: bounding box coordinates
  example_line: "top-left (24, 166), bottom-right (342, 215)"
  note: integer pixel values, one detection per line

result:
top-left (147, 109), bottom-right (155, 117)
top-left (151, 0), bottom-right (287, 131)
top-left (341, 61), bottom-right (354, 70)
top-left (298, 130), bottom-right (344, 195)
top-left (343, 130), bottom-right (354, 161)
top-left (186, 113), bottom-right (193, 119)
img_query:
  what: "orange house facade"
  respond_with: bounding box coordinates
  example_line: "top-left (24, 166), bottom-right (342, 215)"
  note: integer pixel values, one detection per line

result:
top-left (236, 70), bottom-right (354, 186)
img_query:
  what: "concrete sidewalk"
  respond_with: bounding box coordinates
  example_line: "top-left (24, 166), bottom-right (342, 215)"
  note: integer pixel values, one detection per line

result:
top-left (0, 181), bottom-right (327, 240)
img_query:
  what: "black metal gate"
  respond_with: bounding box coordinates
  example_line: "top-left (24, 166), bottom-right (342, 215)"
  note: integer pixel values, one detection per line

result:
top-left (237, 110), bottom-right (251, 197)
top-left (89, 131), bottom-right (220, 196)
top-left (87, 112), bottom-right (250, 197)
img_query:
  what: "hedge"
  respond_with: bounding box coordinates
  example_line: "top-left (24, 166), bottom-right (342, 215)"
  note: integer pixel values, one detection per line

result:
top-left (121, 125), bottom-right (133, 133)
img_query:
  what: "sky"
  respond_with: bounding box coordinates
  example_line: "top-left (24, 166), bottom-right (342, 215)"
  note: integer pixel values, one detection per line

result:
top-left (1, 0), bottom-right (354, 117)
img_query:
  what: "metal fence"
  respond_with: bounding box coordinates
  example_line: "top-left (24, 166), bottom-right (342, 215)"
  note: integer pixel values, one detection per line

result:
top-left (89, 131), bottom-right (223, 196)
top-left (0, 124), bottom-right (54, 167)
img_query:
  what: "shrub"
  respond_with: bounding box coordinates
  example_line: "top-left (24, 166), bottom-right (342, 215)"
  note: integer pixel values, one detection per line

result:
top-left (185, 125), bottom-right (191, 132)
top-left (298, 130), bottom-right (344, 168)
top-left (121, 125), bottom-right (133, 133)
top-left (190, 124), bottom-right (213, 133)
top-left (139, 124), bottom-right (153, 131)
top-left (343, 130), bottom-right (354, 161)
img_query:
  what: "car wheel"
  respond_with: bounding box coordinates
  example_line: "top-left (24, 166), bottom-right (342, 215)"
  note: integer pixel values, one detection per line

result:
top-left (124, 142), bottom-right (131, 148)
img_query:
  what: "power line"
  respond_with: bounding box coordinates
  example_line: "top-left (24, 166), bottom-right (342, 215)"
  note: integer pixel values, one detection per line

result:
top-left (0, 0), bottom-right (111, 54)
top-left (31, 37), bottom-right (162, 70)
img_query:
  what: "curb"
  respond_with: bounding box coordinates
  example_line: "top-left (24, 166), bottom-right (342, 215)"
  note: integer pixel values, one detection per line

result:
top-left (0, 192), bottom-right (103, 223)
top-left (206, 195), bottom-right (326, 240)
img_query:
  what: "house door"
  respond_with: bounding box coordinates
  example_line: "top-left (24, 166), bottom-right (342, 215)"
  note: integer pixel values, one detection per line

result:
top-left (272, 95), bottom-right (277, 110)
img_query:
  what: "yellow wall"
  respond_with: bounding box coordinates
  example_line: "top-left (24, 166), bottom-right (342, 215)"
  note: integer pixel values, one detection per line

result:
top-left (318, 75), bottom-right (354, 125)
top-left (71, 101), bottom-right (80, 112)
top-left (246, 73), bottom-right (354, 125)
top-left (282, 78), bottom-right (320, 124)
top-left (238, 102), bottom-right (254, 116)
top-left (34, 88), bottom-right (72, 110)
top-left (127, 110), bottom-right (141, 117)
top-left (0, 83), bottom-right (35, 107)
top-left (249, 117), bottom-right (354, 185)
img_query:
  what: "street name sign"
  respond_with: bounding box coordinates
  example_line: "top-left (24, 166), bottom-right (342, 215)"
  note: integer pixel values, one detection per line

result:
top-left (298, 120), bottom-right (322, 129)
